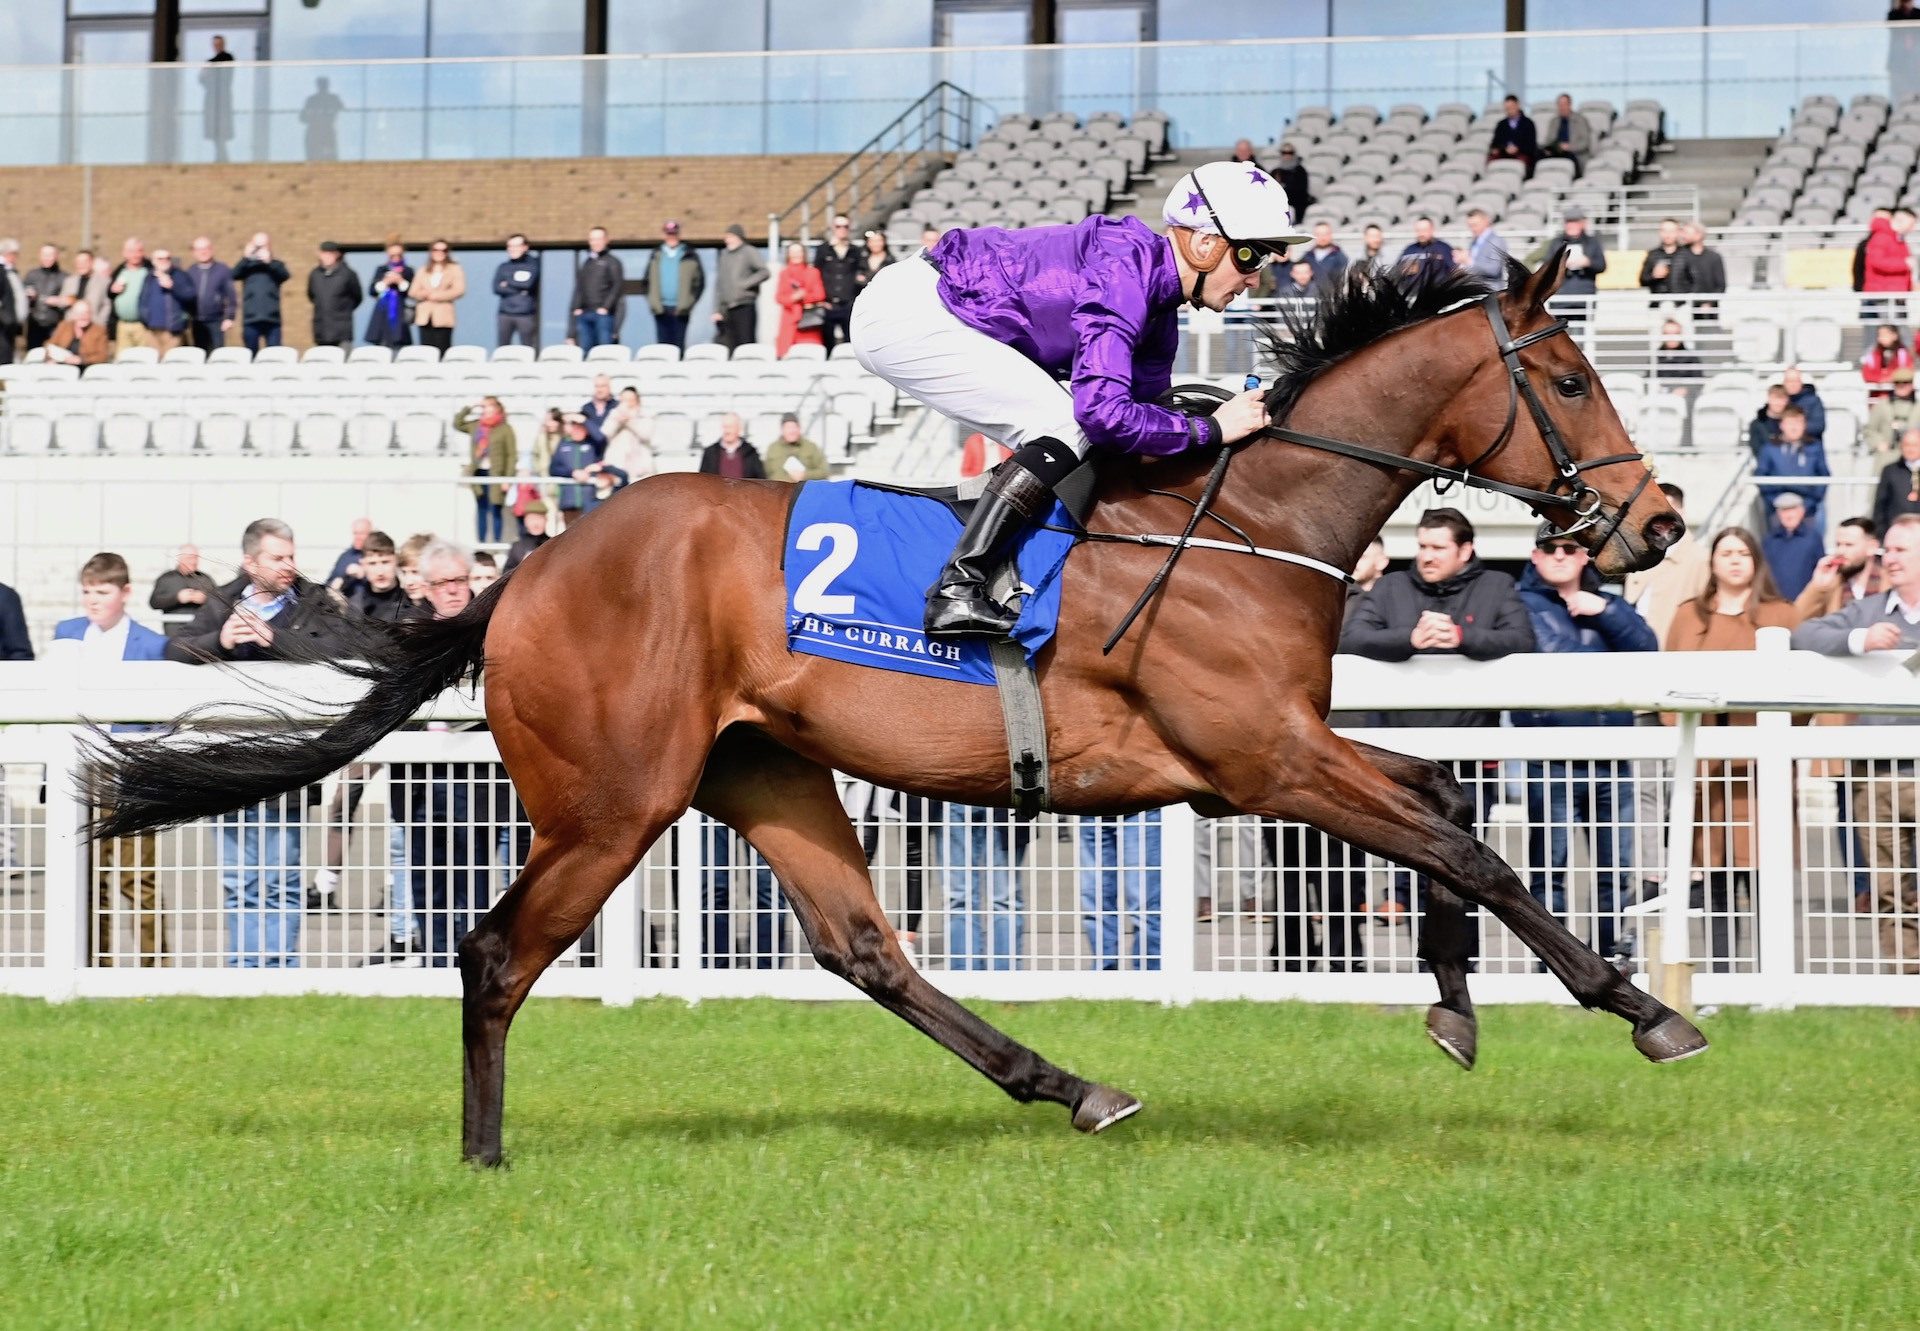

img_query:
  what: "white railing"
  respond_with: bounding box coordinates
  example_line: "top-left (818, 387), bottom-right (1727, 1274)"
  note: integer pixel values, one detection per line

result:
top-left (3, 637), bottom-right (1918, 1007)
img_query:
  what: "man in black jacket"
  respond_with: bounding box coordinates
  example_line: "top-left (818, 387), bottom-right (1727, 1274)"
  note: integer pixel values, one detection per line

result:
top-left (1487, 95), bottom-right (1538, 174)
top-left (698, 413), bottom-right (767, 479)
top-left (1338, 508), bottom-right (1535, 941)
top-left (233, 232), bottom-right (290, 352)
top-left (1339, 507), bottom-right (1536, 727)
top-left (812, 214), bottom-right (862, 353)
top-left (167, 518), bottom-right (359, 968)
top-left (0, 578), bottom-right (31, 660)
top-left (306, 241), bottom-right (362, 350)
top-left (148, 544), bottom-right (217, 637)
top-left (493, 233), bottom-right (541, 350)
top-left (570, 226), bottom-right (624, 351)
top-left (1541, 208), bottom-right (1606, 317)
top-left (166, 518), bottom-right (357, 665)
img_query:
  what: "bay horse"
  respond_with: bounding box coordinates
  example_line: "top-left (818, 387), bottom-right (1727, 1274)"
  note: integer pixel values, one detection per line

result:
top-left (90, 256), bottom-right (1705, 1167)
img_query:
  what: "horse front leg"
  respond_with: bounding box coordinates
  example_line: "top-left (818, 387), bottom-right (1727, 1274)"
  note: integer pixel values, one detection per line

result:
top-left (1227, 723), bottom-right (1706, 1064)
top-left (1348, 741), bottom-right (1483, 1070)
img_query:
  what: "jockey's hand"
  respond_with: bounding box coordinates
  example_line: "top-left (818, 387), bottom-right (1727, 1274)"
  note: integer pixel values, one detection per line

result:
top-left (1212, 389), bottom-right (1270, 445)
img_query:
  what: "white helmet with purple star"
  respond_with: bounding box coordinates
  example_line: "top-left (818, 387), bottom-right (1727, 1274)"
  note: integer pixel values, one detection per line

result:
top-left (1162, 160), bottom-right (1310, 247)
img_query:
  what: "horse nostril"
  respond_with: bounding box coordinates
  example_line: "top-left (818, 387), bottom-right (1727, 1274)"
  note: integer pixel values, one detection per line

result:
top-left (1644, 513), bottom-right (1685, 552)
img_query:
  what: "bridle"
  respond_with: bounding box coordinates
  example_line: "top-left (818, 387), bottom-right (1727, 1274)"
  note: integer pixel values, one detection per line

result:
top-left (1262, 292), bottom-right (1651, 554)
top-left (1096, 291), bottom-right (1654, 653)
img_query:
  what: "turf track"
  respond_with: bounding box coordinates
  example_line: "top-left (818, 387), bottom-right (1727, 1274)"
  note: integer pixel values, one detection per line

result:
top-left (3, 998), bottom-right (1915, 1329)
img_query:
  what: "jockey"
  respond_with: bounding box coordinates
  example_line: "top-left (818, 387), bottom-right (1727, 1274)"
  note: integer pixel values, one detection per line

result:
top-left (851, 160), bottom-right (1310, 639)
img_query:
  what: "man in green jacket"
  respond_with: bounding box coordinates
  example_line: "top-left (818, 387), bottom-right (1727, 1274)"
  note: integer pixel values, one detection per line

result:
top-left (762, 412), bottom-right (830, 482)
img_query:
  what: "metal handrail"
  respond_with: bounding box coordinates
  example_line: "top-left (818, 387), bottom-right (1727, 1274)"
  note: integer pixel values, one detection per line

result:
top-left (768, 81), bottom-right (986, 254)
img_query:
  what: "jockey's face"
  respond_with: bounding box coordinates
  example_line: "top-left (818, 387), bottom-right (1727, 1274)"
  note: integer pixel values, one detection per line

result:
top-left (1199, 250), bottom-right (1263, 309)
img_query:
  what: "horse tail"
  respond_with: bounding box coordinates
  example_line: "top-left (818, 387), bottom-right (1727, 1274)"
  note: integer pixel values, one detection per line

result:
top-left (86, 576), bottom-right (508, 840)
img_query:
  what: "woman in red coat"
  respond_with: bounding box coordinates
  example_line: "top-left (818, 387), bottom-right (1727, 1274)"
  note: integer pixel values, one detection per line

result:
top-left (775, 241), bottom-right (826, 358)
top-left (1862, 323), bottom-right (1916, 399)
top-left (1862, 211), bottom-right (1915, 293)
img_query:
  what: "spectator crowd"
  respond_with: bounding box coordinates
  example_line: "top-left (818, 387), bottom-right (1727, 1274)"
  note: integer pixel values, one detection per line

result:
top-left (0, 217), bottom-right (907, 365)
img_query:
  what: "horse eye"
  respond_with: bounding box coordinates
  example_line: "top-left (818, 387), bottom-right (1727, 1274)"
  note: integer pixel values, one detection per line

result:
top-left (1555, 375), bottom-right (1587, 398)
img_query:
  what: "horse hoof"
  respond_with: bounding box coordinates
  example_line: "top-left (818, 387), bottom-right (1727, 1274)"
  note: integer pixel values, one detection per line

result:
top-left (1425, 1005), bottom-right (1477, 1071)
top-left (1634, 1012), bottom-right (1709, 1064)
top-left (1072, 1084), bottom-right (1142, 1134)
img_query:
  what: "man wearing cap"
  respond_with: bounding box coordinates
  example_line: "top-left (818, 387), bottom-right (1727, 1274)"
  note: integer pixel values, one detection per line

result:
top-left (762, 412), bottom-right (829, 482)
top-left (850, 159), bottom-right (1307, 638)
top-left (713, 223), bottom-right (769, 352)
top-left (1865, 368), bottom-right (1920, 467)
top-left (306, 241), bottom-right (363, 349)
top-left (548, 412), bottom-right (603, 525)
top-left (1541, 207), bottom-right (1606, 314)
top-left (1512, 519), bottom-right (1657, 969)
top-left (1763, 492), bottom-right (1826, 601)
top-left (642, 220), bottom-right (704, 352)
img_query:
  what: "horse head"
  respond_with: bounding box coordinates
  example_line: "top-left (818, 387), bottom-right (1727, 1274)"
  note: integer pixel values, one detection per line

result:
top-left (1445, 255), bottom-right (1684, 577)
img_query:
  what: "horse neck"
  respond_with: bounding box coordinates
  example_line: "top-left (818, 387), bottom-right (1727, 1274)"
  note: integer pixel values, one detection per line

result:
top-left (1225, 325), bottom-right (1484, 574)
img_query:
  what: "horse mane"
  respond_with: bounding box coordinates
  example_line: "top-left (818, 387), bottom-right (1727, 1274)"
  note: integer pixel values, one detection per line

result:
top-left (1257, 256), bottom-right (1531, 422)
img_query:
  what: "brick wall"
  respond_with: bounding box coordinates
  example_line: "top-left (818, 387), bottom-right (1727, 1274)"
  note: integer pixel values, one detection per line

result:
top-left (0, 154), bottom-right (840, 346)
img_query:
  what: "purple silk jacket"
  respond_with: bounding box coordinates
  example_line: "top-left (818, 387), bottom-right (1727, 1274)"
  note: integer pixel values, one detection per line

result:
top-left (925, 216), bottom-right (1217, 456)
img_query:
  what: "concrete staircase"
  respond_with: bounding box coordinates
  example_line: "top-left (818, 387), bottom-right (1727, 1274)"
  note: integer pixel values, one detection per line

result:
top-left (1643, 136), bottom-right (1773, 228)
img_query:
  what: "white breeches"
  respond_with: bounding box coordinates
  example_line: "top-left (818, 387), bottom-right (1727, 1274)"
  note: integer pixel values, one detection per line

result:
top-left (850, 256), bottom-right (1090, 459)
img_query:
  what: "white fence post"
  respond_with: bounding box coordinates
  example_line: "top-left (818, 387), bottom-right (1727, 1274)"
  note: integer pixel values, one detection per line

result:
top-left (674, 809), bottom-right (704, 978)
top-left (1159, 804), bottom-right (1196, 999)
top-left (41, 726), bottom-right (88, 1001)
top-left (599, 862), bottom-right (642, 1006)
top-left (1659, 713), bottom-right (1700, 1014)
top-left (1752, 632), bottom-right (1799, 994)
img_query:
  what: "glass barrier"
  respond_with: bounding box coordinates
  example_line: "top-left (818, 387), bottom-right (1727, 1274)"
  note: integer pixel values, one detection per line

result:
top-left (0, 21), bottom-right (1910, 167)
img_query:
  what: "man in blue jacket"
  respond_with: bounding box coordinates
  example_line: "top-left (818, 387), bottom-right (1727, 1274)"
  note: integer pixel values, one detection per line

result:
top-left (1512, 522), bottom-right (1658, 968)
top-left (51, 553), bottom-right (171, 965)
top-left (493, 233), bottom-right (541, 350)
top-left (139, 247), bottom-right (192, 353)
top-left (1754, 404), bottom-right (1831, 530)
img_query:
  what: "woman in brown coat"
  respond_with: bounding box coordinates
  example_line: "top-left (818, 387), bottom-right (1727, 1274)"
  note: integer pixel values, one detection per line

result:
top-left (408, 239), bottom-right (466, 353)
top-left (1663, 526), bottom-right (1801, 971)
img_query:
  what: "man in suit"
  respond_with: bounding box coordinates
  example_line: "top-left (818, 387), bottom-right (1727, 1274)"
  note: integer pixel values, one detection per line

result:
top-left (51, 553), bottom-right (171, 965)
top-left (1793, 513), bottom-right (1920, 972)
top-left (169, 518), bottom-right (356, 967)
top-left (1535, 93), bottom-right (1592, 174)
top-left (1487, 95), bottom-right (1538, 174)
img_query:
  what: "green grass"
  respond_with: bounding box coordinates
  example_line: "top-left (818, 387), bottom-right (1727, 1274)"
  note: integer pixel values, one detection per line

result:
top-left (1, 999), bottom-right (1915, 1330)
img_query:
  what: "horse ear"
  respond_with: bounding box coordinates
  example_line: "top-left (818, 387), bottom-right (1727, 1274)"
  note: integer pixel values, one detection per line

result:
top-left (1515, 250), bottom-right (1567, 313)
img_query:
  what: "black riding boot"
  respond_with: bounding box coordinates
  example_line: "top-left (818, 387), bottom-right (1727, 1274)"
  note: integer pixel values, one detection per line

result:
top-left (924, 438), bottom-right (1078, 639)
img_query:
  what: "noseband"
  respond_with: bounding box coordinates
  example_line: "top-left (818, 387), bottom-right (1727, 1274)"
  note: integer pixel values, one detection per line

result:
top-left (1263, 292), bottom-right (1652, 556)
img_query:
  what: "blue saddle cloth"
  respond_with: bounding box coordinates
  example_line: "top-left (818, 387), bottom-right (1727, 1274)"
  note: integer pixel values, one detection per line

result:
top-left (783, 480), bottom-right (1079, 684)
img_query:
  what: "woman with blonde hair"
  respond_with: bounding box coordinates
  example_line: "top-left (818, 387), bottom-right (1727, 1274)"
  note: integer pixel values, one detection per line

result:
top-left (1663, 526), bottom-right (1801, 971)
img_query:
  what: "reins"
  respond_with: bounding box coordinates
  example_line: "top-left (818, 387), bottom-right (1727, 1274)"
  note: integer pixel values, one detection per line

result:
top-left (1097, 292), bottom-right (1652, 654)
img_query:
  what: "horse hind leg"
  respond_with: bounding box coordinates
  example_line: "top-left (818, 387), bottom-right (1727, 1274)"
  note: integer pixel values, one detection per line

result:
top-left (694, 728), bottom-right (1138, 1134)
top-left (1350, 741), bottom-right (1481, 1070)
top-left (458, 827), bottom-right (659, 1166)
